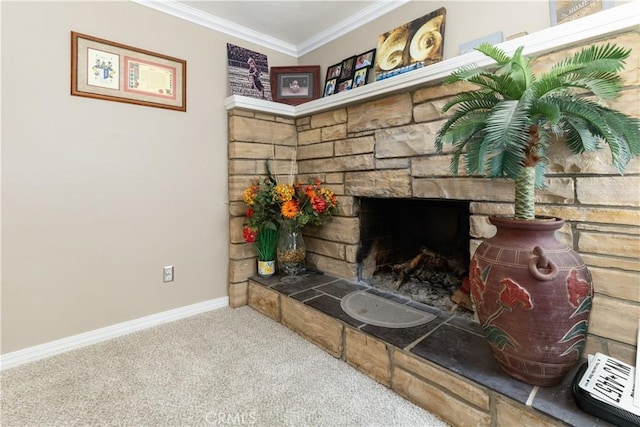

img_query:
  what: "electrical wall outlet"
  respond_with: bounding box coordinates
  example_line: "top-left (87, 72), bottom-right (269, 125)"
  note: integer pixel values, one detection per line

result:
top-left (163, 265), bottom-right (174, 282)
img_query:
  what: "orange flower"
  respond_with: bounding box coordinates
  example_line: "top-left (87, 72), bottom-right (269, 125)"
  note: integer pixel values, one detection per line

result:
top-left (305, 185), bottom-right (316, 200)
top-left (281, 200), bottom-right (298, 219)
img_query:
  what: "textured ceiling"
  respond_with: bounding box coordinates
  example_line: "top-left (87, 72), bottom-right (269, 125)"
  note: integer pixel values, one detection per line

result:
top-left (142, 0), bottom-right (410, 56)
top-left (180, 1), bottom-right (375, 46)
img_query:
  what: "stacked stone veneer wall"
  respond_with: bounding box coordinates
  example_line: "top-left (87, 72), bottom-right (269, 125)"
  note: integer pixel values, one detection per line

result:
top-left (229, 31), bottom-right (639, 365)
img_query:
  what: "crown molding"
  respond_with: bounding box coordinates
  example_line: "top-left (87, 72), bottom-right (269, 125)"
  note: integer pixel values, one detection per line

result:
top-left (296, 0), bottom-right (411, 56)
top-left (131, 0), bottom-right (298, 56)
top-left (226, 1), bottom-right (640, 116)
top-left (132, 0), bottom-right (410, 58)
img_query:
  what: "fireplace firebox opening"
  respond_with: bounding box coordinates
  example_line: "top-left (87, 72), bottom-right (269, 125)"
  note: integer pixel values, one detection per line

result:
top-left (356, 197), bottom-right (473, 318)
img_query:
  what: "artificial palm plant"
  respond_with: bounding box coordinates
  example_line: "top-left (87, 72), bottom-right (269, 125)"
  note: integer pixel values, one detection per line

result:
top-left (434, 41), bottom-right (639, 386)
top-left (435, 42), bottom-right (639, 219)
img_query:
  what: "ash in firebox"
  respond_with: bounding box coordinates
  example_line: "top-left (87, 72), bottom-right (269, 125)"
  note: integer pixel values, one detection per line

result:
top-left (368, 269), bottom-right (474, 321)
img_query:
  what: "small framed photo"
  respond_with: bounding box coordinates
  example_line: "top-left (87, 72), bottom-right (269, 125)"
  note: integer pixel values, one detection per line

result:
top-left (269, 66), bottom-right (320, 105)
top-left (352, 68), bottom-right (369, 88)
top-left (339, 56), bottom-right (356, 81)
top-left (337, 79), bottom-right (353, 94)
top-left (326, 63), bottom-right (342, 82)
top-left (324, 78), bottom-right (337, 97)
top-left (355, 49), bottom-right (376, 70)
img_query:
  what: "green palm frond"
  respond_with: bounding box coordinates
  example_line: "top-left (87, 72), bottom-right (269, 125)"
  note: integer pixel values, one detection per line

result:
top-left (467, 73), bottom-right (524, 99)
top-left (440, 91), bottom-right (499, 113)
top-left (436, 113), bottom-right (489, 149)
top-left (565, 75), bottom-right (624, 99)
top-left (599, 108), bottom-right (640, 156)
top-left (549, 43), bottom-right (630, 79)
top-left (534, 159), bottom-right (548, 188)
top-left (436, 101), bottom-right (493, 150)
top-left (476, 43), bottom-right (512, 65)
top-left (444, 64), bottom-right (484, 84)
top-left (532, 75), bottom-right (571, 98)
top-left (464, 135), bottom-right (491, 175)
top-left (485, 146), bottom-right (526, 179)
top-left (530, 99), bottom-right (560, 126)
top-left (436, 41), bottom-right (636, 217)
top-left (506, 46), bottom-right (533, 90)
top-left (482, 99), bottom-right (531, 150)
top-left (561, 117), bottom-right (600, 154)
top-left (555, 97), bottom-right (639, 172)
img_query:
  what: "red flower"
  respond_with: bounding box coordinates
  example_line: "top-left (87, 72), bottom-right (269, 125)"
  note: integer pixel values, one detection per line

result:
top-left (469, 258), bottom-right (485, 306)
top-left (246, 208), bottom-right (254, 218)
top-left (567, 269), bottom-right (590, 307)
top-left (242, 226), bottom-right (257, 243)
top-left (499, 278), bottom-right (533, 310)
top-left (312, 196), bottom-right (327, 214)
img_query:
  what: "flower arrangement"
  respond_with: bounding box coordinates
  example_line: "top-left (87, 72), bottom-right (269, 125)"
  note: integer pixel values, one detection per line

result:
top-left (242, 175), bottom-right (339, 229)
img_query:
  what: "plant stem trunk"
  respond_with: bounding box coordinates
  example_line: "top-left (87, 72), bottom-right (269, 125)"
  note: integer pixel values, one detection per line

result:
top-left (514, 166), bottom-right (536, 220)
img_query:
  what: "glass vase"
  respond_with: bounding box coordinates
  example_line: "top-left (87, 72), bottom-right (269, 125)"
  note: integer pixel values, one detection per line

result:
top-left (277, 219), bottom-right (306, 276)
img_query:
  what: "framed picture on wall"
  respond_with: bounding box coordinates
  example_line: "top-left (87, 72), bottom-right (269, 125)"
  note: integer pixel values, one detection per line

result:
top-left (269, 66), bottom-right (320, 105)
top-left (71, 31), bottom-right (187, 111)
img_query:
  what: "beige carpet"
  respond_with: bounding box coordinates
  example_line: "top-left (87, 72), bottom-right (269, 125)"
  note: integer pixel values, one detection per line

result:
top-left (1, 306), bottom-right (448, 426)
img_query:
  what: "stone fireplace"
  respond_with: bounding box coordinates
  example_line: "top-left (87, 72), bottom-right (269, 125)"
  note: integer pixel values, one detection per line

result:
top-left (227, 18), bottom-right (638, 427)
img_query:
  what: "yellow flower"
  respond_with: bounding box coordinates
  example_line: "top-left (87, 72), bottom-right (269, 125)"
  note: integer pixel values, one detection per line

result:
top-left (242, 186), bottom-right (256, 205)
top-left (281, 200), bottom-right (298, 219)
top-left (320, 188), bottom-right (336, 206)
top-left (275, 183), bottom-right (295, 202)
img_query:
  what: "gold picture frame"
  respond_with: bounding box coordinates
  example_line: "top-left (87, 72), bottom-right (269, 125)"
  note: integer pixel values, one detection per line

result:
top-left (71, 32), bottom-right (187, 111)
top-left (374, 8), bottom-right (446, 82)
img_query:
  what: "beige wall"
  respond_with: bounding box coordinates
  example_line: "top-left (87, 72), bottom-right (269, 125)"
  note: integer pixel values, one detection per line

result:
top-left (0, 1), bottom-right (295, 354)
top-left (300, 0), bottom-right (630, 84)
top-left (300, 1), bottom-right (551, 78)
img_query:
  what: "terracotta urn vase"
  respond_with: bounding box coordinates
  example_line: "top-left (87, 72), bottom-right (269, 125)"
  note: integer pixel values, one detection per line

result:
top-left (470, 216), bottom-right (593, 386)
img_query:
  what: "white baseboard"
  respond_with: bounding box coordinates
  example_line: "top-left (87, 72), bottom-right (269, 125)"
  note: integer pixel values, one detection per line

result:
top-left (0, 297), bottom-right (229, 371)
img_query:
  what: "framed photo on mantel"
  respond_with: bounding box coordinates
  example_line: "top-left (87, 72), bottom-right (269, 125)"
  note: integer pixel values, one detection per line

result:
top-left (549, 0), bottom-right (614, 25)
top-left (269, 66), bottom-right (320, 105)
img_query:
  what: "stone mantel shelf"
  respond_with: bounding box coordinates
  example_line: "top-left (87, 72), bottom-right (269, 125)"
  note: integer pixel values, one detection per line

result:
top-left (225, 1), bottom-right (639, 118)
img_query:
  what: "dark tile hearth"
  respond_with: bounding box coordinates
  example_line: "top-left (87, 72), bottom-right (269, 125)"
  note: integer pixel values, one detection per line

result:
top-left (410, 323), bottom-right (533, 404)
top-left (305, 294), bottom-right (365, 328)
top-left (251, 272), bottom-right (613, 427)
